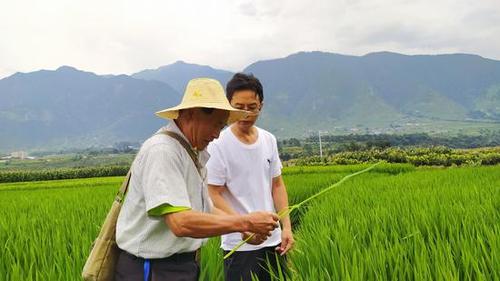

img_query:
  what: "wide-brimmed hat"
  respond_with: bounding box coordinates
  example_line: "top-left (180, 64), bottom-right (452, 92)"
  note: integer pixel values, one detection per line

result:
top-left (155, 78), bottom-right (248, 124)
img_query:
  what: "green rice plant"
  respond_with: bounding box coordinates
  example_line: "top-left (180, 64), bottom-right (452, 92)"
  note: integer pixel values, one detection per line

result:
top-left (289, 166), bottom-right (500, 281)
top-left (1, 164), bottom-right (498, 280)
top-left (0, 177), bottom-right (119, 280)
top-left (199, 237), bottom-right (224, 281)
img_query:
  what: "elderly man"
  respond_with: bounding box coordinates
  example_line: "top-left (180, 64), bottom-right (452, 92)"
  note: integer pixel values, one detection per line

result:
top-left (115, 78), bottom-right (279, 281)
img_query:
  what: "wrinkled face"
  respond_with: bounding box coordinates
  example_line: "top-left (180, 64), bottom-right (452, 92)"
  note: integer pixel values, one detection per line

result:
top-left (230, 90), bottom-right (263, 130)
top-left (189, 108), bottom-right (228, 150)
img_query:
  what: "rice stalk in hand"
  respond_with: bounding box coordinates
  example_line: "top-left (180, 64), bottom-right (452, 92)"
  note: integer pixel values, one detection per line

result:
top-left (223, 162), bottom-right (383, 259)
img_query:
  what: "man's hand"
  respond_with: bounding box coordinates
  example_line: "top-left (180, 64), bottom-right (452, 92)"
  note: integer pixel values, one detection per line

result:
top-left (241, 231), bottom-right (270, 245)
top-left (244, 211), bottom-right (279, 235)
top-left (275, 228), bottom-right (294, 255)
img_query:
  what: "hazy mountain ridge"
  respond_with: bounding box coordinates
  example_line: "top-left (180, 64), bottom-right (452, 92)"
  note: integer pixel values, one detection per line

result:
top-left (1, 51), bottom-right (499, 151)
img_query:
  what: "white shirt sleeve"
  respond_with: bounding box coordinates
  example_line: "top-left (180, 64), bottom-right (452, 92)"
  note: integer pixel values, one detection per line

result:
top-left (141, 143), bottom-right (192, 211)
top-left (206, 143), bottom-right (227, 186)
top-left (271, 135), bottom-right (283, 178)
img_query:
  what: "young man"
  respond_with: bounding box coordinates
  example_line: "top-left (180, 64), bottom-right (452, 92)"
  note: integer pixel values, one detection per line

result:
top-left (115, 78), bottom-right (280, 281)
top-left (207, 73), bottom-right (294, 281)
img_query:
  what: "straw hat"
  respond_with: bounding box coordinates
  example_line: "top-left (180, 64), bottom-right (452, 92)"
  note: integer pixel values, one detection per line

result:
top-left (155, 78), bottom-right (248, 124)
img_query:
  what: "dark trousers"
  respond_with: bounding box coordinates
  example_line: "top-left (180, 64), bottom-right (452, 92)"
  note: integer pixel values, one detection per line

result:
top-left (115, 249), bottom-right (199, 281)
top-left (223, 245), bottom-right (288, 281)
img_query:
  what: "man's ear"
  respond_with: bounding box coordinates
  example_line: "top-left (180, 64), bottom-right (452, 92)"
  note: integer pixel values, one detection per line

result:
top-left (183, 108), bottom-right (196, 120)
top-left (259, 102), bottom-right (264, 111)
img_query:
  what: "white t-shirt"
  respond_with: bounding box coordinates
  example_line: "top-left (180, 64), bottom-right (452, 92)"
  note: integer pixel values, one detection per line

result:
top-left (116, 121), bottom-right (212, 259)
top-left (207, 126), bottom-right (283, 251)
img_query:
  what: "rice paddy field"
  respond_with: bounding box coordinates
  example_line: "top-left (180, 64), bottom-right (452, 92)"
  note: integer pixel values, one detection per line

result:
top-left (0, 164), bottom-right (499, 280)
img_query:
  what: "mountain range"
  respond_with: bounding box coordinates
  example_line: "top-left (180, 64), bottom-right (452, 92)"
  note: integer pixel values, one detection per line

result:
top-left (1, 51), bottom-right (499, 152)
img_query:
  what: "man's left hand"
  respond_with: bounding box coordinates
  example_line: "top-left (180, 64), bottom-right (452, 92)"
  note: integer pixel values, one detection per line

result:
top-left (275, 228), bottom-right (294, 255)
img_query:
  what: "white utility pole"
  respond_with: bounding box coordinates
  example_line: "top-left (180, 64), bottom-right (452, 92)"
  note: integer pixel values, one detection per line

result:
top-left (318, 130), bottom-right (323, 158)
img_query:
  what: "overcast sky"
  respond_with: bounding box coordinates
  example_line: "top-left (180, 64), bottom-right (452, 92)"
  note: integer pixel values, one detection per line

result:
top-left (1, 0), bottom-right (499, 78)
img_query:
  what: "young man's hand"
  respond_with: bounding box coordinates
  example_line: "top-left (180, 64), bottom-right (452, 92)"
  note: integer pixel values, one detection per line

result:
top-left (276, 228), bottom-right (294, 255)
top-left (241, 231), bottom-right (270, 245)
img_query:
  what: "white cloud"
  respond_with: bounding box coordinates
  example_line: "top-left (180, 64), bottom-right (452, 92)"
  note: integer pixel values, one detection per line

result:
top-left (1, 0), bottom-right (499, 78)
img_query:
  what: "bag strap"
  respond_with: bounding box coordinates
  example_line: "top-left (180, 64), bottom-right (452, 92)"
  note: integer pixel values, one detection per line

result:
top-left (160, 130), bottom-right (202, 176)
top-left (114, 130), bottom-right (202, 202)
top-left (115, 170), bottom-right (132, 203)
top-left (162, 130), bottom-right (206, 212)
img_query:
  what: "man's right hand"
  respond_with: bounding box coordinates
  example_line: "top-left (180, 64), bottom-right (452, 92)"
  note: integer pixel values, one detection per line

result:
top-left (243, 211), bottom-right (279, 235)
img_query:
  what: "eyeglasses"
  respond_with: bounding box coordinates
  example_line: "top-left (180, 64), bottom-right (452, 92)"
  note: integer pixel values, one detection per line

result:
top-left (234, 104), bottom-right (260, 113)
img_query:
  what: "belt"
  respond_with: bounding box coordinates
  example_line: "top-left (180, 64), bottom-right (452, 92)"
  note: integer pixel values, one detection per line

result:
top-left (121, 249), bottom-right (199, 263)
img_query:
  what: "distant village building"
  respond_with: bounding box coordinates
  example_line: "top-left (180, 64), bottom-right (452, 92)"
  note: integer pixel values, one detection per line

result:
top-left (1, 151), bottom-right (34, 160)
top-left (11, 151), bottom-right (28, 159)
